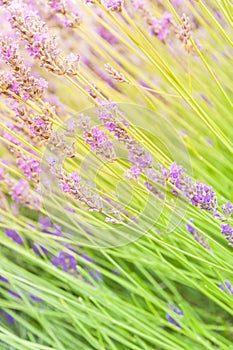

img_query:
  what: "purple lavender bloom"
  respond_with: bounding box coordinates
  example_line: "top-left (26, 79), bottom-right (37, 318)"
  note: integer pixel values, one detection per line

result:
top-left (16, 156), bottom-right (41, 181)
top-left (166, 305), bottom-right (184, 328)
top-left (0, 310), bottom-right (16, 324)
top-left (53, 223), bottom-right (62, 236)
top-left (5, 312), bottom-right (16, 324)
top-left (39, 216), bottom-right (51, 228)
top-left (52, 251), bottom-right (77, 272)
top-left (32, 243), bottom-right (48, 257)
top-left (85, 127), bottom-right (108, 150)
top-left (10, 178), bottom-right (29, 203)
top-left (97, 26), bottom-right (118, 44)
top-left (64, 205), bottom-right (76, 213)
top-left (30, 294), bottom-right (42, 303)
top-left (9, 290), bottom-right (21, 299)
top-left (151, 12), bottom-right (173, 41)
top-left (71, 172), bottom-right (81, 183)
top-left (129, 150), bottom-right (153, 169)
top-left (130, 166), bottom-right (141, 180)
top-left (62, 183), bottom-right (71, 193)
top-left (169, 162), bottom-right (185, 190)
top-left (222, 201), bottom-right (233, 217)
top-left (220, 224), bottom-right (233, 235)
top-left (4, 229), bottom-right (24, 245)
top-left (185, 219), bottom-right (195, 234)
top-left (219, 280), bottom-right (233, 295)
top-left (166, 314), bottom-right (182, 329)
top-left (104, 0), bottom-right (123, 11)
top-left (220, 224), bottom-right (233, 246)
top-left (190, 181), bottom-right (216, 211)
top-left (0, 275), bottom-right (9, 283)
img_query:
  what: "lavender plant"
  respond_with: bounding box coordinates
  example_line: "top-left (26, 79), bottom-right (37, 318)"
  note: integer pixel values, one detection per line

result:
top-left (0, 0), bottom-right (233, 349)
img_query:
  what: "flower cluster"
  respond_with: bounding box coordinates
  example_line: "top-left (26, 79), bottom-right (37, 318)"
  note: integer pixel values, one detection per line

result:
top-left (161, 162), bottom-right (217, 212)
top-left (150, 12), bottom-right (173, 41)
top-left (50, 164), bottom-right (103, 212)
top-left (132, 2), bottom-right (173, 42)
top-left (13, 103), bottom-right (53, 145)
top-left (98, 102), bottom-right (153, 177)
top-left (5, 1), bottom-right (80, 75)
top-left (79, 114), bottom-right (116, 162)
top-left (10, 178), bottom-right (41, 209)
top-left (0, 167), bottom-right (41, 210)
top-left (222, 201), bottom-right (233, 217)
top-left (48, 0), bottom-right (81, 28)
top-left (103, 0), bottom-right (123, 12)
top-left (0, 36), bottom-right (48, 100)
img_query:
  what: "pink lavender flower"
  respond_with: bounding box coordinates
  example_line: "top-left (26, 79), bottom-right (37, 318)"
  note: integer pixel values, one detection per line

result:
top-left (10, 178), bottom-right (29, 203)
top-left (3, 125), bottom-right (21, 146)
top-left (9, 178), bottom-right (41, 210)
top-left (79, 114), bottom-right (116, 162)
top-left (85, 127), bottom-right (108, 150)
top-left (0, 167), bottom-right (6, 181)
top-left (50, 165), bottom-right (103, 212)
top-left (151, 12), bottom-right (173, 41)
top-left (103, 0), bottom-right (123, 12)
top-left (98, 102), bottom-right (152, 172)
top-left (4, 228), bottom-right (24, 245)
top-left (71, 172), bottom-right (81, 183)
top-left (48, 0), bottom-right (81, 28)
top-left (0, 36), bottom-right (48, 100)
top-left (16, 154), bottom-right (41, 182)
top-left (6, 1), bottom-right (79, 75)
top-left (130, 166), bottom-right (140, 179)
top-left (49, 0), bottom-right (66, 12)
top-left (97, 26), bottom-right (118, 44)
top-left (62, 183), bottom-right (71, 193)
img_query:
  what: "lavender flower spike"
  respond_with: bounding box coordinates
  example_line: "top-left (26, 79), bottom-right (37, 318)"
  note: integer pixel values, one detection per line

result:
top-left (6, 1), bottom-right (79, 75)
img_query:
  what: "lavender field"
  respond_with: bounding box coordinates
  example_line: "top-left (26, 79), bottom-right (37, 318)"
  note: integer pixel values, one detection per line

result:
top-left (0, 1), bottom-right (232, 349)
